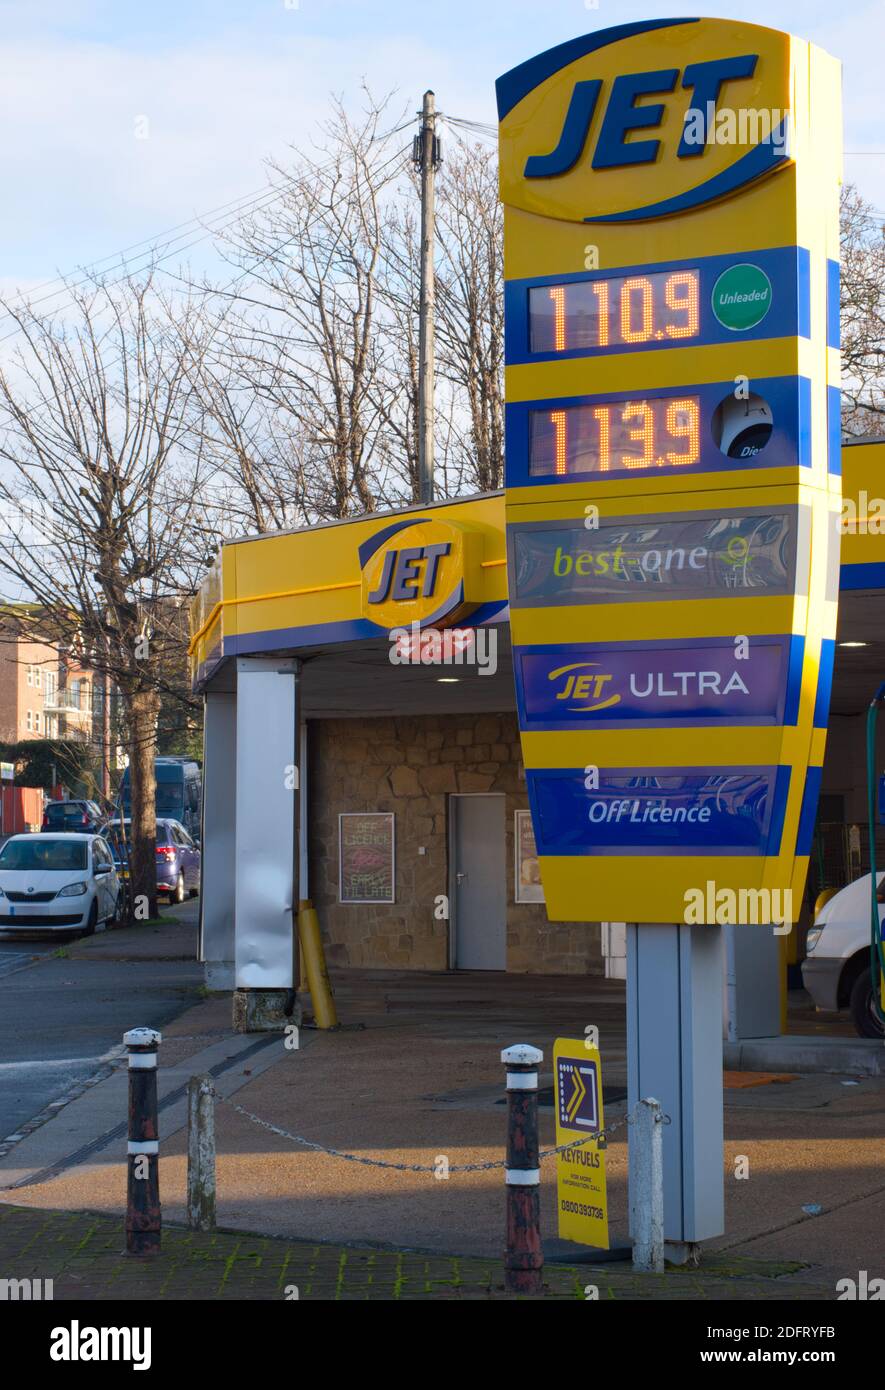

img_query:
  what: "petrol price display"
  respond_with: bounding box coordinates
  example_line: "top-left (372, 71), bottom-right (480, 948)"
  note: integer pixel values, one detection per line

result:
top-left (529, 269), bottom-right (700, 354)
top-left (529, 396), bottom-right (701, 477)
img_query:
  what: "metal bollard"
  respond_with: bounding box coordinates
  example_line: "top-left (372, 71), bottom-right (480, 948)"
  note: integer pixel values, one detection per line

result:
top-left (501, 1043), bottom-right (544, 1295)
top-left (630, 1096), bottom-right (664, 1273)
top-left (124, 1027), bottom-right (162, 1255)
top-left (187, 1075), bottom-right (217, 1231)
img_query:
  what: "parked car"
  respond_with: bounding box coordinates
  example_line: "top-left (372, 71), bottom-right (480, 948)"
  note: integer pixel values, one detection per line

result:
top-left (42, 799), bottom-right (106, 834)
top-left (106, 817), bottom-right (200, 903)
top-left (802, 873), bottom-right (885, 1038)
top-left (0, 832), bottom-right (119, 935)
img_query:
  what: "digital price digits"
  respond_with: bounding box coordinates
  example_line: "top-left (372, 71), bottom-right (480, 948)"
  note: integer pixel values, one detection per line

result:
top-left (529, 269), bottom-right (700, 355)
top-left (529, 397), bottom-right (701, 477)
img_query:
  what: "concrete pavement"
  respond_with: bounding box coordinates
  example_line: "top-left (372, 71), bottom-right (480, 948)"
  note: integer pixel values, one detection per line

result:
top-left (1, 957), bottom-right (882, 1297)
top-left (0, 907), bottom-right (882, 1298)
top-left (0, 904), bottom-right (203, 1143)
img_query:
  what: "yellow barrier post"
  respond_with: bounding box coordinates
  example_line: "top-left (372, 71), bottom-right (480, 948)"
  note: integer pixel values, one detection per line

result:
top-left (298, 900), bottom-right (339, 1030)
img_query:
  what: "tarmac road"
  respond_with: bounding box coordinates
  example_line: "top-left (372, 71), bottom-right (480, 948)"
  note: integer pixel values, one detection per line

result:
top-left (0, 913), bottom-right (202, 1141)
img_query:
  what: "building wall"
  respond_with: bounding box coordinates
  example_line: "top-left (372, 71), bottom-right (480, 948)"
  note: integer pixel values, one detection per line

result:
top-left (308, 711), bottom-right (602, 975)
top-left (59, 660), bottom-right (96, 745)
top-left (0, 635), bottom-right (60, 743)
top-left (821, 712), bottom-right (885, 823)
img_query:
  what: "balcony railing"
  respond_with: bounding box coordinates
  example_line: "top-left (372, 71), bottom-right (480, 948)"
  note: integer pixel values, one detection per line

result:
top-left (43, 689), bottom-right (89, 718)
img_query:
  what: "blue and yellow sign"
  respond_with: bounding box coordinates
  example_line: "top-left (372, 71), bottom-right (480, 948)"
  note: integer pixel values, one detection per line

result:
top-left (499, 18), bottom-right (842, 923)
top-left (359, 516), bottom-right (484, 630)
top-left (553, 1037), bottom-right (609, 1249)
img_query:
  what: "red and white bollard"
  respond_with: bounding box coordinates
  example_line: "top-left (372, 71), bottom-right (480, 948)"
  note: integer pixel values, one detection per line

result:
top-left (502, 1043), bottom-right (544, 1295)
top-left (124, 1027), bottom-right (162, 1255)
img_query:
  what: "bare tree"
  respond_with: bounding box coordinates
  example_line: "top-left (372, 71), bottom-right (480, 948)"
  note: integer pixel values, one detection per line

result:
top-left (205, 91), bottom-right (413, 523)
top-left (374, 178), bottom-right (471, 504)
top-left (434, 138), bottom-right (505, 493)
top-left (0, 275), bottom-right (210, 918)
top-left (190, 355), bottom-right (312, 536)
top-left (840, 183), bottom-right (885, 436)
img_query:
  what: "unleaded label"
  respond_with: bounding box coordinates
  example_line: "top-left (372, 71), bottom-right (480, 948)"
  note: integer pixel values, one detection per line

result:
top-left (711, 263), bottom-right (773, 331)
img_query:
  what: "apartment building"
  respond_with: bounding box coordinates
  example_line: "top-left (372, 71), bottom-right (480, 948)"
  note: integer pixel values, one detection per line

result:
top-left (0, 611), bottom-right (104, 749)
top-left (0, 632), bottom-right (61, 743)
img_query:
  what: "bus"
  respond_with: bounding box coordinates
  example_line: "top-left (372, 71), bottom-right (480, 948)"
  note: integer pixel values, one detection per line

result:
top-left (118, 757), bottom-right (202, 840)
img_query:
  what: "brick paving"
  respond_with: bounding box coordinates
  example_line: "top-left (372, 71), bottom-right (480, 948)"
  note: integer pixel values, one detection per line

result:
top-left (0, 1204), bottom-right (830, 1300)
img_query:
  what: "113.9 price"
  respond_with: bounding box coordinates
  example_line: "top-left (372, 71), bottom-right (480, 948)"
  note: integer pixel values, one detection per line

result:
top-left (529, 397), bottom-right (702, 477)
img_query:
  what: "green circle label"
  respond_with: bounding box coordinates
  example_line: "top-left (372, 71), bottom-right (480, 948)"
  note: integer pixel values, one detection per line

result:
top-left (711, 264), bottom-right (773, 331)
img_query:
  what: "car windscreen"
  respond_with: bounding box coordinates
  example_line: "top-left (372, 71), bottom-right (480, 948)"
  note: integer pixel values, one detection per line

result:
top-left (45, 804), bottom-right (84, 822)
top-left (0, 839), bottom-right (88, 870)
top-left (155, 787), bottom-right (184, 812)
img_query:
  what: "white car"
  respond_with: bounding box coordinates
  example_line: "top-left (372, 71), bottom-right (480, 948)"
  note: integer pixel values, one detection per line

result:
top-left (802, 873), bottom-right (885, 1039)
top-left (0, 833), bottom-right (120, 935)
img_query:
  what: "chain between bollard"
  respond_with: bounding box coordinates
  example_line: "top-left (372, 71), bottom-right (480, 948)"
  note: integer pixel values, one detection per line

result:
top-left (215, 1092), bottom-right (669, 1173)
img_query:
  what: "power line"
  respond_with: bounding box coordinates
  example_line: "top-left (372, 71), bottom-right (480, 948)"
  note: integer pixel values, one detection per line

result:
top-left (444, 114), bottom-right (498, 141)
top-left (1, 119), bottom-right (413, 326)
top-left (0, 127), bottom-right (415, 341)
top-left (167, 139), bottom-right (415, 303)
top-left (0, 193), bottom-right (291, 347)
top-left (0, 180), bottom-right (301, 324)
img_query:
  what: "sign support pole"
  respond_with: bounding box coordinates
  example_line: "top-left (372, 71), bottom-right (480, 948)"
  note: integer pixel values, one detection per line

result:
top-left (415, 89), bottom-right (439, 506)
top-left (626, 923), bottom-right (724, 1259)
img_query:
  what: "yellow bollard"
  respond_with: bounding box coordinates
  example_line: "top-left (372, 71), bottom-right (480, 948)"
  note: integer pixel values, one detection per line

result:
top-left (297, 899), bottom-right (338, 1029)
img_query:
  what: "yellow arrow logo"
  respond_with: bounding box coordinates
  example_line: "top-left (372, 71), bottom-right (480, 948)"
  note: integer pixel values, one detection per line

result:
top-left (566, 1067), bottom-right (586, 1124)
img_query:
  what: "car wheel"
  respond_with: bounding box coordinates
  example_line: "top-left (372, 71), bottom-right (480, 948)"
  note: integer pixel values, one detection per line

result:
top-left (81, 899), bottom-right (98, 938)
top-left (849, 968), bottom-right (885, 1039)
top-left (174, 872), bottom-right (185, 904)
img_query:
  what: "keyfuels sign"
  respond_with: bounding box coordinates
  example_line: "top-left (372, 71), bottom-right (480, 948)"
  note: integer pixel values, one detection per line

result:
top-left (498, 19), bottom-right (842, 923)
top-left (553, 1038), bottom-right (609, 1249)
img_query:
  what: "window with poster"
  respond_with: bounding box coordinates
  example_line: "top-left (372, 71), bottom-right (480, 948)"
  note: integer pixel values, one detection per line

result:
top-left (338, 812), bottom-right (395, 904)
top-left (515, 809), bottom-right (544, 903)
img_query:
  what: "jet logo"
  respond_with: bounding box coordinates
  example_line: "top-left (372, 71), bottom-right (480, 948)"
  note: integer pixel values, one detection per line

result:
top-left (549, 662), bottom-right (620, 711)
top-left (366, 543), bottom-right (451, 605)
top-left (359, 516), bottom-right (482, 631)
top-left (496, 20), bottom-right (794, 224)
top-left (526, 56), bottom-right (760, 178)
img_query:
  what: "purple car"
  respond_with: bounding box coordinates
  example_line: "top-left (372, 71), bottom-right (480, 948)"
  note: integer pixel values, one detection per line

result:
top-left (108, 818), bottom-right (201, 903)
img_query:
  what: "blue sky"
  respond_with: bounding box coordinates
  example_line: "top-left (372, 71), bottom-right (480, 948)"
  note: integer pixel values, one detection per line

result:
top-left (0, 0), bottom-right (882, 296)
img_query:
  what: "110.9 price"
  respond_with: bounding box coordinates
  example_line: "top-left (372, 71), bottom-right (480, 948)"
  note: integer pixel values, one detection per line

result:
top-left (529, 269), bottom-right (701, 355)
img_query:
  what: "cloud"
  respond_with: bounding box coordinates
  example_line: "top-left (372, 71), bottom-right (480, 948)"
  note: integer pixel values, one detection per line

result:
top-left (0, 26), bottom-right (490, 285)
top-left (1, 1), bottom-right (882, 293)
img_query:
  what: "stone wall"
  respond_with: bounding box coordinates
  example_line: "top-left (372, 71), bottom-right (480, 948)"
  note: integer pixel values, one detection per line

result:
top-left (308, 711), bottom-right (602, 974)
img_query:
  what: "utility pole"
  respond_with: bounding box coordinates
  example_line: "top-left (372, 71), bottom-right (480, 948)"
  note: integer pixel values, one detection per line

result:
top-left (414, 90), bottom-right (442, 505)
top-left (102, 673), bottom-right (111, 801)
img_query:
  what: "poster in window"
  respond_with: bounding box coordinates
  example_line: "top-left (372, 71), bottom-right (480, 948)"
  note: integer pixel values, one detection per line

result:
top-left (339, 812), bottom-right (395, 904)
top-left (515, 809), bottom-right (545, 903)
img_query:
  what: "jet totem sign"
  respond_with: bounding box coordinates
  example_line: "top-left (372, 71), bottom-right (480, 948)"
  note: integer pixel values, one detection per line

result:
top-left (498, 18), bottom-right (843, 924)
